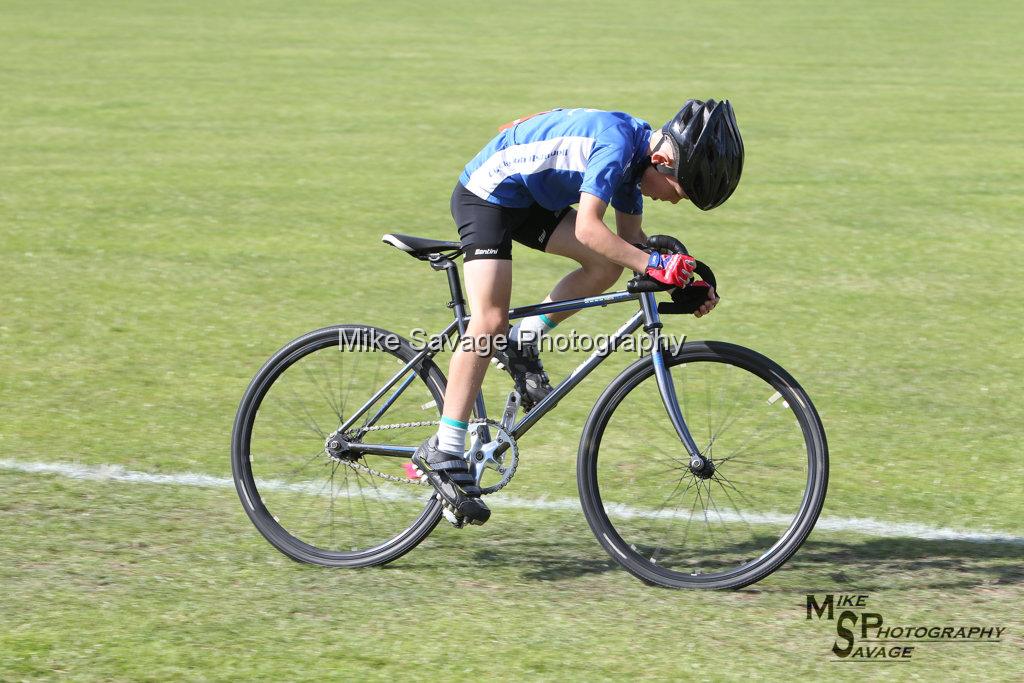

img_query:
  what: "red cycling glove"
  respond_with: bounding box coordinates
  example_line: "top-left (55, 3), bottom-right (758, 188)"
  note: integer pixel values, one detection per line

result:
top-left (645, 253), bottom-right (697, 287)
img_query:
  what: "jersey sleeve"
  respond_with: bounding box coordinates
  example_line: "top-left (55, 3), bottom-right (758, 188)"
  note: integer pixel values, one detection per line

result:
top-left (580, 123), bottom-right (643, 215)
top-left (610, 175), bottom-right (643, 215)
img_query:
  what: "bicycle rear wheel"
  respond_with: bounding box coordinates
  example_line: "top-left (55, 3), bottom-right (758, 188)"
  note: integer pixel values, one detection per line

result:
top-left (577, 341), bottom-right (828, 589)
top-left (231, 325), bottom-right (445, 567)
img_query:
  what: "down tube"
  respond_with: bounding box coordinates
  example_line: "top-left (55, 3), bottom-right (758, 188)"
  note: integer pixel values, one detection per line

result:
top-left (511, 310), bottom-right (645, 439)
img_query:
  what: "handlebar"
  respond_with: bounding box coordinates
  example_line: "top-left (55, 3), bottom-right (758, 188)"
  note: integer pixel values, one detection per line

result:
top-left (625, 234), bottom-right (719, 313)
top-left (644, 234), bottom-right (689, 255)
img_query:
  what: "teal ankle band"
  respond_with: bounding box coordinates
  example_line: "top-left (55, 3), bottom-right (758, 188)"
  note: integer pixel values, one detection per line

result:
top-left (540, 314), bottom-right (557, 329)
top-left (440, 416), bottom-right (469, 429)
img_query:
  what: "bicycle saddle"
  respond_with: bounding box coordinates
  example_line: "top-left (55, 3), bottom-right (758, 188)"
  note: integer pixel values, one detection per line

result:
top-left (382, 233), bottom-right (464, 260)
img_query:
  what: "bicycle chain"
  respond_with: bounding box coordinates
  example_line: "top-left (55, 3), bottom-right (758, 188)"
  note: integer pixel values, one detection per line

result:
top-left (336, 419), bottom-right (518, 494)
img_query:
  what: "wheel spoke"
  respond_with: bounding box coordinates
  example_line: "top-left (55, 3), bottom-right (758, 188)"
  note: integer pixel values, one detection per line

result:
top-left (712, 474), bottom-right (757, 540)
top-left (302, 357), bottom-right (342, 421)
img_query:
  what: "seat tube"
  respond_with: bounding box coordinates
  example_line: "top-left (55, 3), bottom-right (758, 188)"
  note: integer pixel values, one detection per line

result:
top-left (640, 292), bottom-right (702, 459)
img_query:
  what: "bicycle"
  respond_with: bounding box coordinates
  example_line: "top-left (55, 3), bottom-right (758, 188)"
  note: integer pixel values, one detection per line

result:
top-left (231, 233), bottom-right (828, 589)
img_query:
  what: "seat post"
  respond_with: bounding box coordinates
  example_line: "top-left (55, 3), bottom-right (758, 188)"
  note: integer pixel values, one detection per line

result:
top-left (445, 262), bottom-right (468, 334)
top-left (430, 255), bottom-right (468, 333)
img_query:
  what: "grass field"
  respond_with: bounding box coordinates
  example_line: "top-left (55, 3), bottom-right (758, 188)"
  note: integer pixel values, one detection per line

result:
top-left (2, 0), bottom-right (1022, 679)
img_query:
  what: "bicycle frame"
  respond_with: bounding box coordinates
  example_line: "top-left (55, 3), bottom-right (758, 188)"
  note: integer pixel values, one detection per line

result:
top-left (340, 256), bottom-right (704, 461)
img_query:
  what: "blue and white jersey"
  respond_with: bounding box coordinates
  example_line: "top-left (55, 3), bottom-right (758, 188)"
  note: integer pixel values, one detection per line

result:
top-left (459, 108), bottom-right (652, 214)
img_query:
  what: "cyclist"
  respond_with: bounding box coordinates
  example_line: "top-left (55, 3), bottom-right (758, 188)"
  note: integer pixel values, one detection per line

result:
top-left (413, 100), bottom-right (744, 526)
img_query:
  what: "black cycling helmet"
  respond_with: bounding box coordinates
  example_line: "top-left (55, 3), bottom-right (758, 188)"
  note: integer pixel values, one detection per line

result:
top-left (655, 99), bottom-right (744, 211)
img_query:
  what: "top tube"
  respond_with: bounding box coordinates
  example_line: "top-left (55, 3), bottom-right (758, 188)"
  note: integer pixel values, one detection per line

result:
top-left (508, 290), bottom-right (638, 321)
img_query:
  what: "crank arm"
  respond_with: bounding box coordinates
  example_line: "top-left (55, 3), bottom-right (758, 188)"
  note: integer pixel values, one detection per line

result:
top-left (500, 391), bottom-right (521, 431)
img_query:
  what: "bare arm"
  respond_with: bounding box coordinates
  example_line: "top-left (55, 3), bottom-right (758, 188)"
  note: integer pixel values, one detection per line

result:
top-left (576, 193), bottom-right (650, 273)
top-left (614, 209), bottom-right (646, 248)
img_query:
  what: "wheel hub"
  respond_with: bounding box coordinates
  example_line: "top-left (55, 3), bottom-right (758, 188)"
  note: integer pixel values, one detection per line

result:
top-left (689, 455), bottom-right (716, 479)
top-left (325, 432), bottom-right (357, 461)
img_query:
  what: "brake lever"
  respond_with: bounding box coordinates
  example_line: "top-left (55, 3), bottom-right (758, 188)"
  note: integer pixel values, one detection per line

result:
top-left (645, 234), bottom-right (689, 255)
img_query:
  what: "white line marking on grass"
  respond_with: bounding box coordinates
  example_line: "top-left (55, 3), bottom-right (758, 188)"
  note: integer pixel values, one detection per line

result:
top-left (0, 458), bottom-right (424, 503)
top-left (2, 458), bottom-right (1022, 546)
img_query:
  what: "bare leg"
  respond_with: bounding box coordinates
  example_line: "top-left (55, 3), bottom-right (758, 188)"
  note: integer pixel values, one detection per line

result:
top-left (441, 259), bottom-right (512, 422)
top-left (538, 209), bottom-right (625, 325)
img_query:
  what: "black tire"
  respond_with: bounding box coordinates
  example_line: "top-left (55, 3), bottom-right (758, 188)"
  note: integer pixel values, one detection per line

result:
top-left (577, 341), bottom-right (828, 589)
top-left (231, 325), bottom-right (445, 567)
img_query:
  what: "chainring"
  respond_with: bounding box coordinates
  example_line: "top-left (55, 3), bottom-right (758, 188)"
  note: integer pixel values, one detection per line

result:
top-left (464, 420), bottom-right (519, 495)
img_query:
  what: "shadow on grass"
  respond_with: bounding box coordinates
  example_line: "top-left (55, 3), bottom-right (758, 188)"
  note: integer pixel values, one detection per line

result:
top-left (401, 532), bottom-right (1024, 590)
top-left (785, 536), bottom-right (1024, 591)
top-left (471, 545), bottom-right (620, 581)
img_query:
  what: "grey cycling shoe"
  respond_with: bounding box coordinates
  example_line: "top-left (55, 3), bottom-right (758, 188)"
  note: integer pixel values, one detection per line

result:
top-left (411, 436), bottom-right (490, 527)
top-left (502, 341), bottom-right (554, 411)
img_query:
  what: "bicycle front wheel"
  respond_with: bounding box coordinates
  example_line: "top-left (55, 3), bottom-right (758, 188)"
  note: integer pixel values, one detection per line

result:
top-left (231, 325), bottom-right (445, 567)
top-left (577, 341), bottom-right (828, 589)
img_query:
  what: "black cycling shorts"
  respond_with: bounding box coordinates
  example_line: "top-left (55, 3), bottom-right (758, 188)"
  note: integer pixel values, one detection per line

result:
top-left (451, 182), bottom-right (571, 261)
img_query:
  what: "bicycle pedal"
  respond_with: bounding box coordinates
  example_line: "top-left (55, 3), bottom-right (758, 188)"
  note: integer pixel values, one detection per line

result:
top-left (440, 504), bottom-right (465, 528)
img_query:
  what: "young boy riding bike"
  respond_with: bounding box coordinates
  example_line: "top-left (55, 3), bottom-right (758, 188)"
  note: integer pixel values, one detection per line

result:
top-left (412, 99), bottom-right (745, 526)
